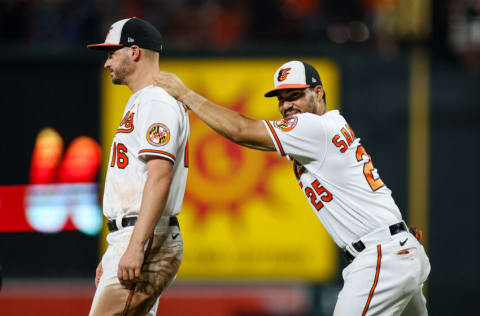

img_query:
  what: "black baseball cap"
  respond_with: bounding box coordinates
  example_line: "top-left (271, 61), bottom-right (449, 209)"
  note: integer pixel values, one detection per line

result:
top-left (264, 60), bottom-right (323, 97)
top-left (87, 17), bottom-right (163, 52)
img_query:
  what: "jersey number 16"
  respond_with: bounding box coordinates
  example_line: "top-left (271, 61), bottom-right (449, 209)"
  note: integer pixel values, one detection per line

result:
top-left (110, 142), bottom-right (129, 169)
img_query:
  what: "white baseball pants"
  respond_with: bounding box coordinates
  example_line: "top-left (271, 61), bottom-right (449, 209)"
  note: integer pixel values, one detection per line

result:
top-left (334, 228), bottom-right (430, 316)
top-left (89, 216), bottom-right (183, 316)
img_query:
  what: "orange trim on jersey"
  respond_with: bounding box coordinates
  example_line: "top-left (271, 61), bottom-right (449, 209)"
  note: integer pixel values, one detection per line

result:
top-left (362, 245), bottom-right (382, 316)
top-left (138, 149), bottom-right (176, 161)
top-left (265, 120), bottom-right (285, 156)
top-left (121, 234), bottom-right (154, 316)
top-left (184, 139), bottom-right (189, 168)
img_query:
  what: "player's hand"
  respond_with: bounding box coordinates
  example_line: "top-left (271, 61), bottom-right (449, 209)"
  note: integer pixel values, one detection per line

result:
top-left (154, 71), bottom-right (190, 101)
top-left (95, 261), bottom-right (103, 288)
top-left (117, 244), bottom-right (144, 283)
top-left (409, 227), bottom-right (423, 242)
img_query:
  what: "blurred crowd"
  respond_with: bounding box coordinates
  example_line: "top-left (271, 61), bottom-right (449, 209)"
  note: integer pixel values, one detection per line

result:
top-left (0, 0), bottom-right (479, 65)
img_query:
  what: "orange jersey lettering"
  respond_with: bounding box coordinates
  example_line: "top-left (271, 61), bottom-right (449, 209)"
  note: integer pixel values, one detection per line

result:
top-left (332, 134), bottom-right (348, 153)
top-left (117, 111), bottom-right (135, 133)
top-left (332, 124), bottom-right (356, 153)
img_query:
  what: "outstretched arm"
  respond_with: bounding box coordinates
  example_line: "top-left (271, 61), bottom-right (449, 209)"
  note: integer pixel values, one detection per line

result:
top-left (155, 71), bottom-right (275, 151)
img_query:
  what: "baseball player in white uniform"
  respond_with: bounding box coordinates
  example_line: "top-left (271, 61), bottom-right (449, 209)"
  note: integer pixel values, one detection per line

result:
top-left (87, 18), bottom-right (189, 316)
top-left (155, 60), bottom-right (431, 315)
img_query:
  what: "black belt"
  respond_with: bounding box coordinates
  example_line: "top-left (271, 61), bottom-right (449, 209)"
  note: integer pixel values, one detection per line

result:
top-left (107, 216), bottom-right (179, 232)
top-left (344, 222), bottom-right (407, 262)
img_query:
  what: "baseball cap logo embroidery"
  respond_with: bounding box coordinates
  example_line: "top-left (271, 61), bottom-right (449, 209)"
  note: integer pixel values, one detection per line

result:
top-left (277, 68), bottom-right (292, 82)
top-left (147, 123), bottom-right (170, 146)
top-left (105, 26), bottom-right (113, 41)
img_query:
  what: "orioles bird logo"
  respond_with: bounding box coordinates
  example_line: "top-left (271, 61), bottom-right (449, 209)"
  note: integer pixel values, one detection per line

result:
top-left (105, 26), bottom-right (113, 40)
top-left (277, 68), bottom-right (291, 81)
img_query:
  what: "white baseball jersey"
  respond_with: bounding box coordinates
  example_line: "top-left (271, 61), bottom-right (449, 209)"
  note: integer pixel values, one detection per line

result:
top-left (103, 85), bottom-right (189, 220)
top-left (264, 110), bottom-right (402, 248)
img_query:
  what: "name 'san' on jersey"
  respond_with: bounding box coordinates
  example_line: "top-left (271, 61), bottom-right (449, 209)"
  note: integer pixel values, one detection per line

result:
top-left (264, 110), bottom-right (402, 248)
top-left (103, 85), bottom-right (190, 220)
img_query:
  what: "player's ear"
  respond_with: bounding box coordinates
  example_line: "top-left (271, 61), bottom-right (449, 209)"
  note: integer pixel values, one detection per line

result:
top-left (131, 45), bottom-right (141, 61)
top-left (314, 85), bottom-right (324, 102)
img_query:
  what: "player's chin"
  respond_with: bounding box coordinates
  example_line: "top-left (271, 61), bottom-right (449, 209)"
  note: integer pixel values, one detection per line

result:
top-left (111, 77), bottom-right (123, 85)
top-left (109, 71), bottom-right (122, 85)
top-left (284, 112), bottom-right (300, 118)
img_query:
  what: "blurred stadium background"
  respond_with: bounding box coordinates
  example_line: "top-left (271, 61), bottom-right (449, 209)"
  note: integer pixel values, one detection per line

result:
top-left (0, 0), bottom-right (479, 315)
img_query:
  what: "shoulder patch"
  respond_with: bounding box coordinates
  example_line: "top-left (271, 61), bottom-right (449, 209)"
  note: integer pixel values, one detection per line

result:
top-left (274, 116), bottom-right (298, 132)
top-left (146, 123), bottom-right (170, 146)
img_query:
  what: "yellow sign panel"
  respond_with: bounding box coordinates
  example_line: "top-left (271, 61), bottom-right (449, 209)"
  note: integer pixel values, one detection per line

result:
top-left (101, 59), bottom-right (340, 281)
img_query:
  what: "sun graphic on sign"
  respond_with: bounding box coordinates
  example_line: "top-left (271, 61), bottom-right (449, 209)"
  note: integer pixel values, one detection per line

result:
top-left (184, 91), bottom-right (283, 221)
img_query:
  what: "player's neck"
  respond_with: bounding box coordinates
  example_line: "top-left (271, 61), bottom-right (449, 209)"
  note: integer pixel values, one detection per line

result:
top-left (312, 101), bottom-right (327, 116)
top-left (319, 104), bottom-right (327, 115)
top-left (127, 62), bottom-right (160, 93)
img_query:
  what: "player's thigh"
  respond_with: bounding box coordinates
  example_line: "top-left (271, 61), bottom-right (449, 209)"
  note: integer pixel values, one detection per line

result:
top-left (90, 230), bottom-right (183, 316)
top-left (135, 228), bottom-right (183, 297)
top-left (334, 246), bottom-right (420, 316)
top-left (123, 231), bottom-right (183, 315)
top-left (124, 229), bottom-right (183, 315)
top-left (333, 267), bottom-right (387, 315)
top-left (89, 282), bottom-right (139, 316)
top-left (334, 250), bottom-right (383, 316)
top-left (89, 240), bottom-right (135, 316)
top-left (88, 278), bottom-right (163, 316)
top-left (401, 286), bottom-right (428, 316)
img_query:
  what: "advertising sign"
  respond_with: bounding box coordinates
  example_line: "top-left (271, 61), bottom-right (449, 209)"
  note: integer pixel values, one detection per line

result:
top-left (102, 59), bottom-right (340, 281)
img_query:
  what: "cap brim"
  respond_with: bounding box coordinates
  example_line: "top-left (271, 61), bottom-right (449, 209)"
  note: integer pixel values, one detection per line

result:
top-left (264, 84), bottom-right (310, 97)
top-left (87, 43), bottom-right (124, 50)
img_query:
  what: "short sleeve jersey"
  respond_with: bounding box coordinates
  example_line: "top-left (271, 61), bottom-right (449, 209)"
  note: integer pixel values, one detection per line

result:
top-left (103, 85), bottom-right (189, 219)
top-left (264, 110), bottom-right (402, 248)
